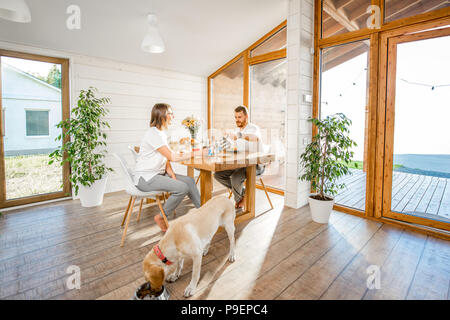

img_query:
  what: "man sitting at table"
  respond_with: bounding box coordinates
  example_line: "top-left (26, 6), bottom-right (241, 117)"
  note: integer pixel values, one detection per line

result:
top-left (214, 105), bottom-right (265, 210)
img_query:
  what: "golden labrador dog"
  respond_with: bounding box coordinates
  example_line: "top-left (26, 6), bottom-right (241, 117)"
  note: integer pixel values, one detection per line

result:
top-left (143, 195), bottom-right (236, 297)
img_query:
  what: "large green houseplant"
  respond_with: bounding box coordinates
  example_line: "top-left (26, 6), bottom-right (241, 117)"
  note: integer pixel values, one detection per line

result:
top-left (299, 113), bottom-right (357, 223)
top-left (49, 87), bottom-right (113, 207)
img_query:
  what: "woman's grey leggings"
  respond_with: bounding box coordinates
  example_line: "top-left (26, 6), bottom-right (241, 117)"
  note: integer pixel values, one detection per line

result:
top-left (136, 173), bottom-right (201, 217)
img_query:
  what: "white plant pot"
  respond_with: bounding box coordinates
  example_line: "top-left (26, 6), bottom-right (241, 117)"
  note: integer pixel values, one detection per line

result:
top-left (308, 194), bottom-right (335, 224)
top-left (78, 176), bottom-right (108, 207)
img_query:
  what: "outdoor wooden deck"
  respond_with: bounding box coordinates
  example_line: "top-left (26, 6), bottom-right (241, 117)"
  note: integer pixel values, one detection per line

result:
top-left (337, 169), bottom-right (450, 221)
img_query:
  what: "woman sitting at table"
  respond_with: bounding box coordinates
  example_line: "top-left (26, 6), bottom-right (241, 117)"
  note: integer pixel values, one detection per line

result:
top-left (134, 103), bottom-right (201, 232)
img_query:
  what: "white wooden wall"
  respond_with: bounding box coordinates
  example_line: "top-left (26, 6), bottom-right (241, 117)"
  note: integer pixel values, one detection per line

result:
top-left (0, 41), bottom-right (207, 195)
top-left (71, 56), bottom-right (207, 193)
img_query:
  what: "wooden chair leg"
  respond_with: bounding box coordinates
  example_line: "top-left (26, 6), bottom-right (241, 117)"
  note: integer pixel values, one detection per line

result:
top-left (195, 175), bottom-right (200, 185)
top-left (156, 197), bottom-right (169, 230)
top-left (137, 199), bottom-right (144, 222)
top-left (121, 196), bottom-right (136, 247)
top-left (121, 196), bottom-right (132, 227)
top-left (259, 178), bottom-right (273, 210)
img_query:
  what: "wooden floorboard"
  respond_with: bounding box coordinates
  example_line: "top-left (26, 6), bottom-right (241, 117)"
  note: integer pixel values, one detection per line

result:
top-left (0, 189), bottom-right (449, 300)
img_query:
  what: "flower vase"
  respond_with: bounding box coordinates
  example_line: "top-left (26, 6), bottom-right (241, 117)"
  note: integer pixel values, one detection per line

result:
top-left (189, 130), bottom-right (197, 150)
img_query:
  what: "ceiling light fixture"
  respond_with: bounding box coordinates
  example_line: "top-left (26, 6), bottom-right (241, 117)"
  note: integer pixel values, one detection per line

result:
top-left (0, 0), bottom-right (31, 23)
top-left (141, 14), bottom-right (165, 54)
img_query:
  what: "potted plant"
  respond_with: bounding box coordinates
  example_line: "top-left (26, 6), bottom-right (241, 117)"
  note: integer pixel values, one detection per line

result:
top-left (299, 113), bottom-right (357, 223)
top-left (49, 87), bottom-right (113, 207)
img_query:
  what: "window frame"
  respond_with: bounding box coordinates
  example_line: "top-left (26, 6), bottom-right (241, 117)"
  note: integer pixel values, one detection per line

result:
top-left (313, 0), bottom-right (450, 237)
top-left (25, 108), bottom-right (51, 138)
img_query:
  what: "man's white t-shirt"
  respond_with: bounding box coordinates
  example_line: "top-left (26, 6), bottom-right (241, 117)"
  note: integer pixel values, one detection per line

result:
top-left (134, 127), bottom-right (168, 184)
top-left (234, 122), bottom-right (263, 153)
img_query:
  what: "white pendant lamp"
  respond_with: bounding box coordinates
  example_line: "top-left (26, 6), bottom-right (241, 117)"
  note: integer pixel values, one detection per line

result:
top-left (0, 0), bottom-right (31, 23)
top-left (141, 14), bottom-right (165, 53)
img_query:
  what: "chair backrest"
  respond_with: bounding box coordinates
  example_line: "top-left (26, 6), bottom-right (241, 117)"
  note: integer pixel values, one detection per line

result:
top-left (113, 153), bottom-right (138, 192)
top-left (262, 143), bottom-right (271, 154)
top-left (128, 146), bottom-right (139, 164)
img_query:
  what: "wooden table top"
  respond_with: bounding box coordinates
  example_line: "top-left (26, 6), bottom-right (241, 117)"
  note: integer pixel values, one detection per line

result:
top-left (180, 152), bottom-right (275, 172)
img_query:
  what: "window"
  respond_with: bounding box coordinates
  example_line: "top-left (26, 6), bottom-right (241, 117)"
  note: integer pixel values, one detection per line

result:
top-left (250, 27), bottom-right (286, 57)
top-left (320, 40), bottom-right (370, 211)
top-left (385, 0), bottom-right (450, 24)
top-left (26, 110), bottom-right (49, 136)
top-left (211, 57), bottom-right (244, 132)
top-left (321, 0), bottom-right (372, 38)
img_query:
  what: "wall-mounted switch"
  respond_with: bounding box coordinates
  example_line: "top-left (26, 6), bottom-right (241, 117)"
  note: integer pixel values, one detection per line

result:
top-left (303, 94), bottom-right (312, 103)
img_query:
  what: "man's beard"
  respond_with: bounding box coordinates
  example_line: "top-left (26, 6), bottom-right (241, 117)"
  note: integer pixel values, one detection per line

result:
top-left (236, 121), bottom-right (244, 128)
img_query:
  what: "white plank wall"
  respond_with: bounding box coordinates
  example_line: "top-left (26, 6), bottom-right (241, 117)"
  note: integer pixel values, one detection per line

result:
top-left (0, 41), bottom-right (207, 195)
top-left (71, 56), bottom-right (207, 193)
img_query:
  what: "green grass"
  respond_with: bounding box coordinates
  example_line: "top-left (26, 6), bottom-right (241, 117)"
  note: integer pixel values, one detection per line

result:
top-left (339, 160), bottom-right (403, 170)
top-left (5, 154), bottom-right (63, 199)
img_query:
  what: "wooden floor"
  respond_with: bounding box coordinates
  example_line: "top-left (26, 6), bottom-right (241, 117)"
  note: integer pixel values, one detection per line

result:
top-left (336, 169), bottom-right (450, 221)
top-left (0, 186), bottom-right (449, 300)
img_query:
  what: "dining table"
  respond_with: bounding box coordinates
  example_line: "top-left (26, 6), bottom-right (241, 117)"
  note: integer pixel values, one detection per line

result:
top-left (181, 151), bottom-right (275, 224)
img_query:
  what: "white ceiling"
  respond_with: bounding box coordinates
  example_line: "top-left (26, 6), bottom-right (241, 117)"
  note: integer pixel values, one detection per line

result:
top-left (0, 0), bottom-right (288, 76)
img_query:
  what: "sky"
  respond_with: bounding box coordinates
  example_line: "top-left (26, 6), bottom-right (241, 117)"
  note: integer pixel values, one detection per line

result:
top-left (321, 34), bottom-right (450, 162)
top-left (2, 56), bottom-right (60, 77)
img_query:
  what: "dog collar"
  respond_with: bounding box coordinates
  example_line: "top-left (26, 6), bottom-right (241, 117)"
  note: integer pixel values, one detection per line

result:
top-left (153, 245), bottom-right (173, 265)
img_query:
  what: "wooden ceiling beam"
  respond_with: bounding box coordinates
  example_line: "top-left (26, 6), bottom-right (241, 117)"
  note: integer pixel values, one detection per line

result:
top-left (322, 43), bottom-right (368, 72)
top-left (385, 0), bottom-right (449, 22)
top-left (323, 0), bottom-right (370, 46)
top-left (323, 0), bottom-right (360, 32)
top-left (333, 0), bottom-right (354, 10)
top-left (347, 3), bottom-right (370, 22)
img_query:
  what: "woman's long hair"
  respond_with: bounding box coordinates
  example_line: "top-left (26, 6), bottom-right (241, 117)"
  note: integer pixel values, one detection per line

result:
top-left (150, 103), bottom-right (171, 129)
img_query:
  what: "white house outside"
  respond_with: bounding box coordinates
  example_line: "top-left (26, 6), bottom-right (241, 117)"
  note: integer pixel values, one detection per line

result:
top-left (2, 63), bottom-right (62, 156)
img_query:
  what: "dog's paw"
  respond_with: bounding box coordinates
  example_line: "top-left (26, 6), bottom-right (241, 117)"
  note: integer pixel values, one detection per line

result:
top-left (228, 253), bottom-right (236, 263)
top-left (166, 273), bottom-right (179, 283)
top-left (184, 284), bottom-right (196, 298)
top-left (202, 244), bottom-right (210, 256)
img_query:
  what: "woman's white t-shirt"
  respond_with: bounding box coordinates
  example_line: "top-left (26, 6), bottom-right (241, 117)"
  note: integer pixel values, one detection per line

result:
top-left (134, 127), bottom-right (168, 184)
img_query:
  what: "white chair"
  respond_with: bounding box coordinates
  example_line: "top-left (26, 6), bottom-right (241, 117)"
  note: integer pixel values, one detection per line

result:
top-left (113, 153), bottom-right (169, 247)
top-left (128, 145), bottom-right (138, 164)
top-left (128, 145), bottom-right (172, 206)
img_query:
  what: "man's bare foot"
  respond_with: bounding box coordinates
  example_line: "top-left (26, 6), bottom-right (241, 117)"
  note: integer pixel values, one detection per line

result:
top-left (154, 215), bottom-right (168, 232)
top-left (236, 197), bottom-right (245, 209)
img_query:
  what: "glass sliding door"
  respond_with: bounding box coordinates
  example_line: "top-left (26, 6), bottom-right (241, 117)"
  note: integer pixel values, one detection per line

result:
top-left (320, 40), bottom-right (370, 212)
top-left (249, 58), bottom-right (287, 190)
top-left (0, 51), bottom-right (70, 208)
top-left (381, 26), bottom-right (450, 231)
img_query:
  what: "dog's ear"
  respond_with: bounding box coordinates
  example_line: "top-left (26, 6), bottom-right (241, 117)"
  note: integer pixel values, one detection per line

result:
top-left (143, 261), bottom-right (165, 291)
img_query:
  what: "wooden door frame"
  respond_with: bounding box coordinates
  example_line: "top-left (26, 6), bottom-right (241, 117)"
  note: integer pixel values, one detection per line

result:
top-left (378, 21), bottom-right (450, 231)
top-left (248, 55), bottom-right (287, 195)
top-left (0, 49), bottom-right (71, 208)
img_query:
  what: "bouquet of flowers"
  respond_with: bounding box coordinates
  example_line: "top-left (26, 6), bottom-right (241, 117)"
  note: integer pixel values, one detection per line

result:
top-left (181, 116), bottom-right (201, 139)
